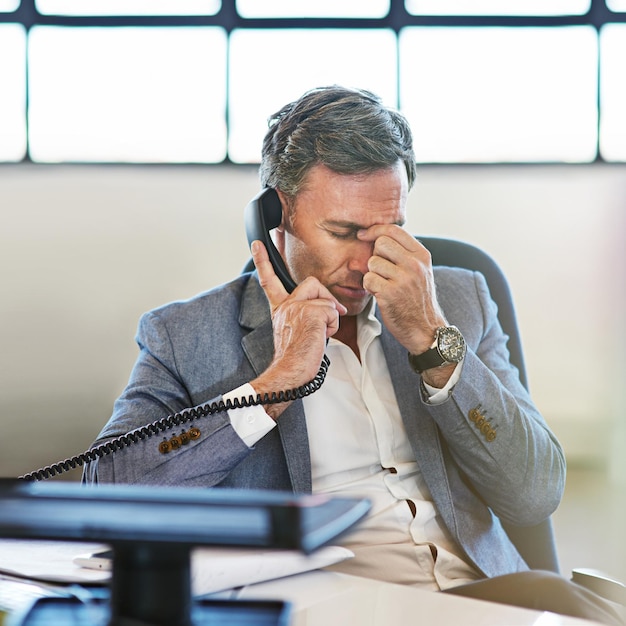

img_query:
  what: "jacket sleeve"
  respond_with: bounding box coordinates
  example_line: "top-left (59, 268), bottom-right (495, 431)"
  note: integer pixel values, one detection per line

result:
top-left (83, 309), bottom-right (254, 487)
top-left (427, 270), bottom-right (566, 526)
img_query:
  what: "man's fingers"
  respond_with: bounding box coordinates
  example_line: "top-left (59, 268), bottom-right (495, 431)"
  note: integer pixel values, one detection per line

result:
top-left (251, 240), bottom-right (289, 309)
top-left (357, 224), bottom-right (423, 254)
top-left (294, 277), bottom-right (348, 316)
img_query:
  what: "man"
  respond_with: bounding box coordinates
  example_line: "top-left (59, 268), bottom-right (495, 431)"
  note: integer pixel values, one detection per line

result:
top-left (85, 86), bottom-right (622, 624)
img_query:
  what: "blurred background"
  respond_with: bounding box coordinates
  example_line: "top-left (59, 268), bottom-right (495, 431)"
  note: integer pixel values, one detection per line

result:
top-left (1, 0), bottom-right (625, 583)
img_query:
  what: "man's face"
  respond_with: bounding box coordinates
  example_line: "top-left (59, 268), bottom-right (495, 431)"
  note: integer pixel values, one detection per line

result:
top-left (276, 161), bottom-right (408, 317)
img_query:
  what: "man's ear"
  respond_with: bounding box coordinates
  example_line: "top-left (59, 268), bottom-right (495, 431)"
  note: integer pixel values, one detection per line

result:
top-left (275, 188), bottom-right (290, 233)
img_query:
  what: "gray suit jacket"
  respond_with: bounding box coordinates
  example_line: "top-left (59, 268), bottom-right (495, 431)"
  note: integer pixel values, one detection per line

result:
top-left (88, 267), bottom-right (565, 579)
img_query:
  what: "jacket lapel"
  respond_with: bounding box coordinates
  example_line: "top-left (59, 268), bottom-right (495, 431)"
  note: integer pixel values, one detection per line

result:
top-left (239, 275), bottom-right (312, 493)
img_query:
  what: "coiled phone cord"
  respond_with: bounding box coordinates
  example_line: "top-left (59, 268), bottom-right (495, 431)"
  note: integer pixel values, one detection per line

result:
top-left (19, 355), bottom-right (330, 482)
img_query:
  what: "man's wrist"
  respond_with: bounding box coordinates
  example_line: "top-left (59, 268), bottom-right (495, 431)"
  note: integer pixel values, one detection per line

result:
top-left (421, 362), bottom-right (457, 389)
top-left (420, 359), bottom-right (464, 405)
top-left (250, 372), bottom-right (293, 421)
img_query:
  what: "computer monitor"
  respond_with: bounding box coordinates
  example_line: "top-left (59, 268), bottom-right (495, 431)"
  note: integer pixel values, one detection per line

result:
top-left (0, 480), bottom-right (370, 625)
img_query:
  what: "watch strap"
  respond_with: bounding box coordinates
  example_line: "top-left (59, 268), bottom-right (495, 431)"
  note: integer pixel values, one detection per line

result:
top-left (408, 347), bottom-right (445, 373)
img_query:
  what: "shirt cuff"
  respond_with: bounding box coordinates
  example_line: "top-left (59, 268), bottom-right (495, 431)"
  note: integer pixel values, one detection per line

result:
top-left (223, 383), bottom-right (276, 447)
top-left (421, 358), bottom-right (464, 405)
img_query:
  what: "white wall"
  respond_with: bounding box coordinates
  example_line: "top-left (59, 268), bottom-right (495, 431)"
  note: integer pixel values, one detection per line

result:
top-left (1, 164), bottom-right (624, 481)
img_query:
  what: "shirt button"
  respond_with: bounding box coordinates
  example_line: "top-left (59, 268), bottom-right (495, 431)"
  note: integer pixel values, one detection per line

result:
top-left (247, 413), bottom-right (256, 424)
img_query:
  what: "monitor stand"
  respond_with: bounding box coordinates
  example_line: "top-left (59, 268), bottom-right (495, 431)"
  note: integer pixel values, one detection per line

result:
top-left (109, 542), bottom-right (193, 626)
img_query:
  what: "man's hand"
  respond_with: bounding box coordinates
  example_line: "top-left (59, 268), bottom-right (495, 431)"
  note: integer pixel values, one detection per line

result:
top-left (250, 240), bottom-right (347, 418)
top-left (357, 226), bottom-right (454, 387)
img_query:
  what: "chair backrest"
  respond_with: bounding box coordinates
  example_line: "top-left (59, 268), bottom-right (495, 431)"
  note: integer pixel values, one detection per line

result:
top-left (420, 236), bottom-right (559, 573)
top-left (242, 235), bottom-right (561, 572)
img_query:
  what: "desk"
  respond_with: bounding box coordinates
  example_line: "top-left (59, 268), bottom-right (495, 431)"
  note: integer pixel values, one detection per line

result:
top-left (0, 540), bottom-right (608, 626)
top-left (236, 570), bottom-right (606, 626)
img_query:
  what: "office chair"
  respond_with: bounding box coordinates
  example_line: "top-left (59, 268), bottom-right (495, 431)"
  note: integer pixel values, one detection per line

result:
top-left (242, 236), bottom-right (626, 603)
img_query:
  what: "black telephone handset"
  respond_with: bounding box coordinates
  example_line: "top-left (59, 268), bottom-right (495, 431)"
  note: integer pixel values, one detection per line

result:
top-left (19, 189), bottom-right (329, 482)
top-left (244, 188), bottom-right (297, 293)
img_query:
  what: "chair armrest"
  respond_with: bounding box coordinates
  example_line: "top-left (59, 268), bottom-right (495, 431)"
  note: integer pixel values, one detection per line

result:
top-left (572, 567), bottom-right (626, 605)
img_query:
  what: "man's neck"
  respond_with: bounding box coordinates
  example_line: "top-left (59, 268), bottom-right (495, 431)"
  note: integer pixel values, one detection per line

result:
top-left (333, 315), bottom-right (360, 361)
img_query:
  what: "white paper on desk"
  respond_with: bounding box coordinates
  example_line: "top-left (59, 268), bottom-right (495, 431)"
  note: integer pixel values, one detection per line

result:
top-left (0, 539), bottom-right (110, 584)
top-left (191, 545), bottom-right (353, 596)
top-left (0, 538), bottom-right (352, 594)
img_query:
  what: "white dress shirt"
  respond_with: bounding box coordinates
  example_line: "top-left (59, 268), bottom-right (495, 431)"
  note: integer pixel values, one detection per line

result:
top-left (225, 300), bottom-right (482, 590)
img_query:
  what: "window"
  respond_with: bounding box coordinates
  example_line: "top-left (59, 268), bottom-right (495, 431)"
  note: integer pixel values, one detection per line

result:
top-left (35, 0), bottom-right (220, 16)
top-left (0, 24), bottom-right (26, 162)
top-left (28, 26), bottom-right (227, 163)
top-left (400, 26), bottom-right (598, 163)
top-left (0, 0), bottom-right (20, 10)
top-left (228, 29), bottom-right (397, 163)
top-left (599, 24), bottom-right (626, 161)
top-left (236, 0), bottom-right (389, 18)
top-left (406, 0), bottom-right (590, 15)
top-left (2, 2), bottom-right (625, 164)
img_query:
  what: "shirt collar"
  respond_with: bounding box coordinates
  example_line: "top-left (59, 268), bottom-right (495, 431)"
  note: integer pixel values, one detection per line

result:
top-left (328, 297), bottom-right (381, 354)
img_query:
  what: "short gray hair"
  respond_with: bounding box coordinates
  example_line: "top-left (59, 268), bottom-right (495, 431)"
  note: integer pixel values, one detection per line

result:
top-left (259, 86), bottom-right (417, 198)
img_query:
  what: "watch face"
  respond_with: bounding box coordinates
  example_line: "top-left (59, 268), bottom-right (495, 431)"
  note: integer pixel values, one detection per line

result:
top-left (438, 326), bottom-right (466, 363)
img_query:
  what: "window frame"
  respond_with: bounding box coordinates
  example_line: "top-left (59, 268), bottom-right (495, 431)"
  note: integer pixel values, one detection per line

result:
top-left (1, 0), bottom-right (625, 164)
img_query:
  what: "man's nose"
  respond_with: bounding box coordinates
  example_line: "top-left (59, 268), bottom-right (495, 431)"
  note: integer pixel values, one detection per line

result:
top-left (347, 240), bottom-right (374, 275)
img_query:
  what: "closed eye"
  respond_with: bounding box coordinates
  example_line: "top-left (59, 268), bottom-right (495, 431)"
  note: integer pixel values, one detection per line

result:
top-left (329, 230), bottom-right (357, 240)
top-left (324, 224), bottom-right (361, 240)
